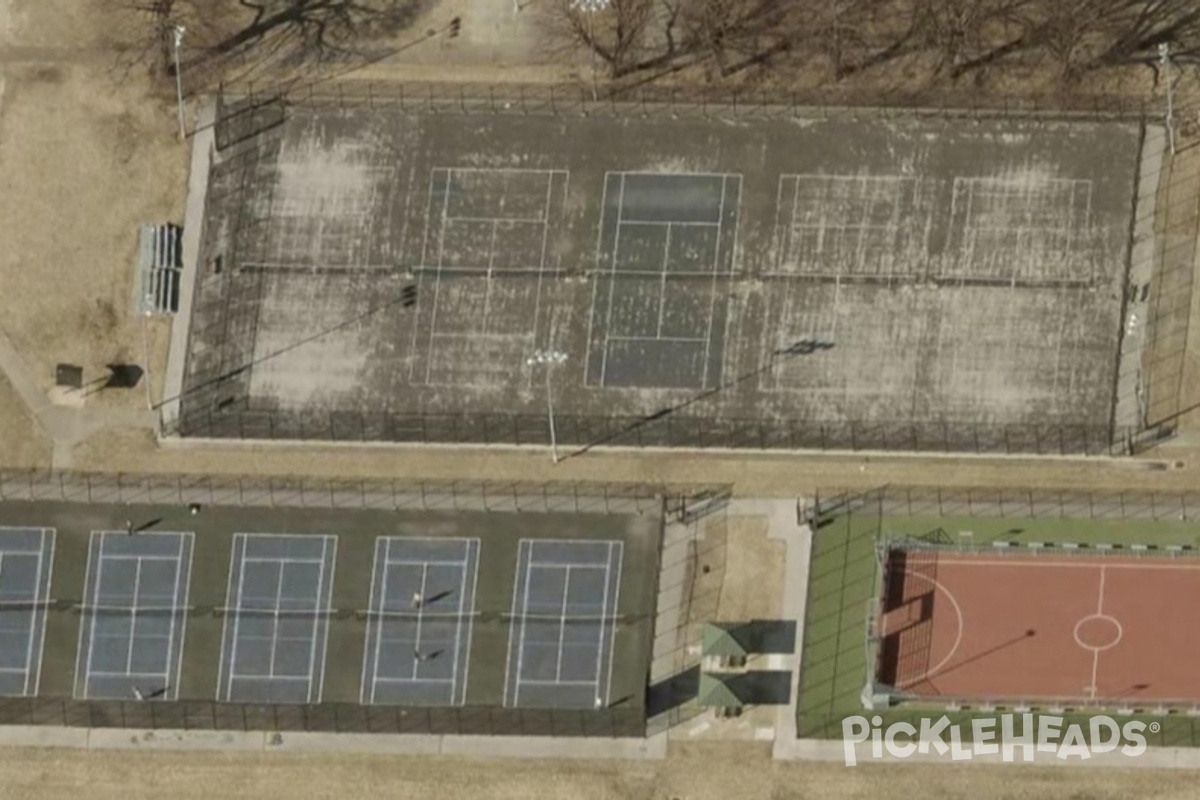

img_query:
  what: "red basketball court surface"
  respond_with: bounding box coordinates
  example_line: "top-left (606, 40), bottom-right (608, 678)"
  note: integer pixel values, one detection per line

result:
top-left (877, 551), bottom-right (1200, 704)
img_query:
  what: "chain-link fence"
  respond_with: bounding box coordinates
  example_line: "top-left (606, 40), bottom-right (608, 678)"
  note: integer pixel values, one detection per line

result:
top-left (0, 470), bottom-right (733, 517)
top-left (168, 406), bottom-right (1164, 457)
top-left (812, 485), bottom-right (1200, 521)
top-left (221, 80), bottom-right (1155, 125)
top-left (0, 697), bottom-right (643, 738)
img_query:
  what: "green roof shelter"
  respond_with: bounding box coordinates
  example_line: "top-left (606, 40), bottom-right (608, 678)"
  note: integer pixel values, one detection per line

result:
top-left (698, 672), bottom-right (745, 711)
top-left (702, 622), bottom-right (750, 659)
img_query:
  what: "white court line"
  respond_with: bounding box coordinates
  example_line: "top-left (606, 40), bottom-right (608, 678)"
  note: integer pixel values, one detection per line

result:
top-left (226, 674), bottom-right (309, 683)
top-left (922, 558), bottom-right (1200, 570)
top-left (374, 676), bottom-right (454, 685)
top-left (554, 566), bottom-right (572, 682)
top-left (603, 542), bottom-right (624, 706)
top-left (527, 171), bottom-right (557, 367)
top-left (303, 539), bottom-right (329, 700)
top-left (530, 172), bottom-right (556, 340)
top-left (772, 175), bottom-right (791, 271)
top-left (605, 335), bottom-right (707, 344)
top-left (518, 679), bottom-right (598, 687)
top-left (794, 222), bottom-right (900, 231)
top-left (226, 535), bottom-right (250, 699)
top-left (101, 554), bottom-right (182, 564)
top-left (81, 533), bottom-right (106, 699)
top-left (171, 533), bottom-right (194, 701)
top-left (481, 219), bottom-right (499, 336)
top-left (700, 175), bottom-right (730, 389)
top-left (527, 560), bottom-right (609, 571)
top-left (501, 540), bottom-right (524, 706)
top-left (459, 539), bottom-right (482, 706)
top-left (1088, 565), bottom-right (1108, 700)
top-left (86, 669), bottom-right (173, 679)
top-left (598, 173), bottom-right (627, 387)
top-left (31, 530), bottom-right (55, 696)
top-left (423, 169), bottom-right (454, 384)
top-left (0, 527), bottom-right (51, 554)
top-left (387, 558), bottom-right (475, 568)
top-left (214, 534), bottom-right (240, 701)
top-left (613, 169), bottom-right (734, 179)
top-left (266, 555), bottom-right (286, 679)
top-left (362, 537), bottom-right (385, 705)
top-left (410, 563), bottom-right (430, 680)
top-left (583, 173), bottom-right (612, 385)
top-left (513, 542), bottom-right (535, 706)
top-left (408, 168), bottom-right (441, 385)
top-left (124, 557), bottom-right (144, 674)
top-left (242, 556), bottom-right (325, 566)
top-left (655, 224), bottom-right (672, 339)
top-left (443, 214), bottom-right (547, 224)
top-left (449, 543), bottom-right (470, 703)
top-left (618, 219), bottom-right (720, 228)
top-left (72, 532), bottom-right (98, 699)
top-left (315, 536), bottom-right (336, 703)
top-left (21, 544), bottom-right (42, 692)
top-left (592, 542), bottom-right (613, 691)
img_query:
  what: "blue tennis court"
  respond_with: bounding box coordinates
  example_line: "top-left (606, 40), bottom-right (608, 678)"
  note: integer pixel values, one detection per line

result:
top-left (73, 531), bottom-right (193, 700)
top-left (0, 527), bottom-right (55, 697)
top-left (503, 539), bottom-right (623, 709)
top-left (217, 533), bottom-right (337, 703)
top-left (360, 537), bottom-right (480, 706)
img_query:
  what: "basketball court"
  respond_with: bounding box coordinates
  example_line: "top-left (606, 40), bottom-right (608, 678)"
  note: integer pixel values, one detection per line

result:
top-left (878, 550), bottom-right (1200, 704)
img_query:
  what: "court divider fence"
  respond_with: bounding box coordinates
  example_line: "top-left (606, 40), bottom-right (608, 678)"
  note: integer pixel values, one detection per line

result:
top-left (218, 80), bottom-right (1156, 126)
top-left (167, 406), bottom-right (1171, 457)
top-left (811, 484), bottom-right (1200, 522)
top-left (0, 698), bottom-right (645, 738)
top-left (0, 470), bottom-right (731, 517)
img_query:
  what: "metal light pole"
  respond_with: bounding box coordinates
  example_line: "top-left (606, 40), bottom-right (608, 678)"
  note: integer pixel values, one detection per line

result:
top-left (526, 349), bottom-right (568, 463)
top-left (571, 0), bottom-right (609, 101)
top-left (1159, 42), bottom-right (1176, 155)
top-left (172, 25), bottom-right (186, 141)
top-left (141, 310), bottom-right (153, 411)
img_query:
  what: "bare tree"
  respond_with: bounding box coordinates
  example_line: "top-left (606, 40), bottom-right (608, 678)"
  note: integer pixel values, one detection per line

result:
top-left (121, 0), bottom-right (428, 90)
top-left (677, 0), bottom-right (793, 77)
top-left (540, 0), bottom-right (659, 79)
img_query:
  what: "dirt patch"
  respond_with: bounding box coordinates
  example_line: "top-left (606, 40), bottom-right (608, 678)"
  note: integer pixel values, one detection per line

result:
top-left (0, 371), bottom-right (50, 467)
top-left (716, 517), bottom-right (782, 622)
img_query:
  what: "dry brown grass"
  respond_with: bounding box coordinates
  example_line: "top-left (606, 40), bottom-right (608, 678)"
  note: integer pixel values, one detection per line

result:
top-left (2, 742), bottom-right (1200, 800)
top-left (716, 516), bottom-right (781, 622)
top-left (0, 371), bottom-right (50, 467)
top-left (0, 1), bottom-right (185, 407)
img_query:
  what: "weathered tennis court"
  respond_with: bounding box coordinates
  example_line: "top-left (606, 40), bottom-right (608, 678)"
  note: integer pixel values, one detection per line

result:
top-left (168, 106), bottom-right (1146, 454)
top-left (0, 496), bottom-right (660, 732)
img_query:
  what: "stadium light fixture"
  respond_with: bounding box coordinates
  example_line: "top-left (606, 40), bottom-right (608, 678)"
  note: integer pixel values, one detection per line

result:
top-left (526, 349), bottom-right (569, 463)
top-left (569, 0), bottom-right (610, 100)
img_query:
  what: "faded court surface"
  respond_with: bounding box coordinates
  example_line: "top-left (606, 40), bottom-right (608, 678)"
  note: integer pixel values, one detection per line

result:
top-left (0, 499), bottom-right (659, 724)
top-left (174, 108), bottom-right (1144, 452)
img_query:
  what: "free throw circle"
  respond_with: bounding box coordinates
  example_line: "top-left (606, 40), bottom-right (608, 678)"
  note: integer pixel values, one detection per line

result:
top-left (1073, 614), bottom-right (1123, 652)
